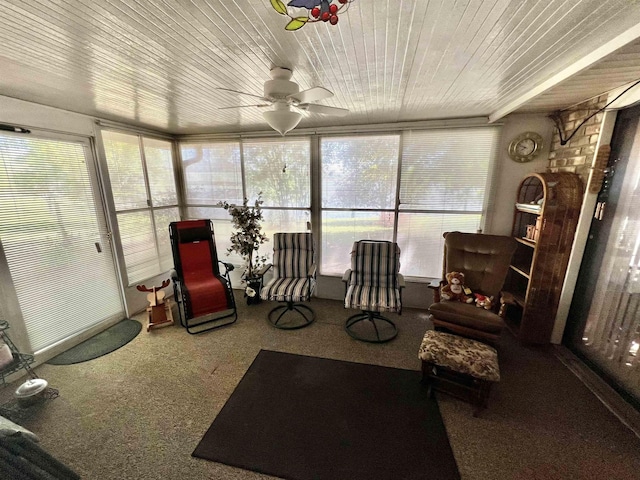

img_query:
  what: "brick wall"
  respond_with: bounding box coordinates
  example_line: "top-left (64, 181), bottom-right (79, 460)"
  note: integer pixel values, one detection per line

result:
top-left (547, 94), bottom-right (607, 186)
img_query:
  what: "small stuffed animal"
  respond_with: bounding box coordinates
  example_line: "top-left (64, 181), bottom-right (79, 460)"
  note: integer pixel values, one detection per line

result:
top-left (440, 272), bottom-right (474, 303)
top-left (474, 293), bottom-right (494, 310)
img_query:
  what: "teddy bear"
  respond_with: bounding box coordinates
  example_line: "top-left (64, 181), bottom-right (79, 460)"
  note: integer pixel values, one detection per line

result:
top-left (440, 271), bottom-right (474, 303)
top-left (474, 293), bottom-right (494, 311)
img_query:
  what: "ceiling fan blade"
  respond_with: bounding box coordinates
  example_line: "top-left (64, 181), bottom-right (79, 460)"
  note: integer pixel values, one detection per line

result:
top-left (288, 86), bottom-right (333, 104)
top-left (218, 104), bottom-right (272, 110)
top-left (303, 104), bottom-right (349, 117)
top-left (216, 87), bottom-right (269, 102)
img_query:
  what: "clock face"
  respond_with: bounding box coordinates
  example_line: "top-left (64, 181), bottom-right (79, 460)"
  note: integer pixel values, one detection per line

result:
top-left (516, 138), bottom-right (536, 156)
top-left (508, 132), bottom-right (543, 163)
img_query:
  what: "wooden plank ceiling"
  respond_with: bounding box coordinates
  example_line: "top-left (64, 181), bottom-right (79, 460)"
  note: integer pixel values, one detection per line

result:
top-left (2, 0), bottom-right (640, 135)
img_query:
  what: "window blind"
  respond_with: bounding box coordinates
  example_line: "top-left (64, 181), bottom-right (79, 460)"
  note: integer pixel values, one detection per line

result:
top-left (0, 132), bottom-right (123, 352)
top-left (398, 127), bottom-right (500, 277)
top-left (180, 141), bottom-right (242, 206)
top-left (180, 138), bottom-right (312, 266)
top-left (102, 131), bottom-right (179, 284)
top-left (321, 135), bottom-right (400, 209)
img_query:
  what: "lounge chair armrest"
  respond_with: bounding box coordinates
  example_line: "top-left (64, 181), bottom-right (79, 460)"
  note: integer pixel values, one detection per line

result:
top-left (397, 273), bottom-right (406, 289)
top-left (308, 264), bottom-right (317, 278)
top-left (219, 261), bottom-right (235, 273)
top-left (255, 264), bottom-right (273, 276)
top-left (342, 269), bottom-right (352, 283)
top-left (170, 269), bottom-right (179, 281)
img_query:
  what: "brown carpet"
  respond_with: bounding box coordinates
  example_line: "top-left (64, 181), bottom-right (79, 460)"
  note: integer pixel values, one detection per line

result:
top-left (193, 349), bottom-right (460, 480)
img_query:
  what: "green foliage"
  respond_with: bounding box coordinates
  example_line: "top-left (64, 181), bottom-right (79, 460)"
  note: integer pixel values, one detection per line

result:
top-left (218, 193), bottom-right (269, 280)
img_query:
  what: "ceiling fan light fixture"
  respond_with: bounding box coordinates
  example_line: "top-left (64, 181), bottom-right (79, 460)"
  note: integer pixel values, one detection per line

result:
top-left (263, 109), bottom-right (302, 136)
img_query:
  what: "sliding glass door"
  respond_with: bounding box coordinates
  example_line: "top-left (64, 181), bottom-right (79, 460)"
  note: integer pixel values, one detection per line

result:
top-left (565, 105), bottom-right (640, 406)
top-left (0, 131), bottom-right (124, 353)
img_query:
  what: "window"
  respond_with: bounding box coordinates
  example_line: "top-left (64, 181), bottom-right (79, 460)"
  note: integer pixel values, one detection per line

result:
top-left (101, 131), bottom-right (180, 285)
top-left (321, 135), bottom-right (400, 275)
top-left (320, 127), bottom-right (500, 277)
top-left (180, 138), bottom-right (311, 265)
top-left (397, 128), bottom-right (499, 277)
top-left (178, 127), bottom-right (499, 280)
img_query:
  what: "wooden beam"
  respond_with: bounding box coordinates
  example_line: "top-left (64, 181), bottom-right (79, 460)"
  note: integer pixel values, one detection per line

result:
top-left (489, 23), bottom-right (640, 123)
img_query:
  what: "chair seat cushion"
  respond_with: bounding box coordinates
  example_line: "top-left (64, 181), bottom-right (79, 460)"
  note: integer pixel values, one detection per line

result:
top-left (261, 277), bottom-right (315, 302)
top-left (418, 330), bottom-right (500, 382)
top-left (428, 301), bottom-right (504, 333)
top-left (345, 285), bottom-right (401, 313)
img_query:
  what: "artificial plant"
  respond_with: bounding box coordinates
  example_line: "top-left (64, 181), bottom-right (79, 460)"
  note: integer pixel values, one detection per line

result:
top-left (218, 194), bottom-right (269, 284)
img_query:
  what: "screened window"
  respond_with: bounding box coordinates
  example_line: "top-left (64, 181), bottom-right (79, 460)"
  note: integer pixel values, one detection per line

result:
top-left (101, 131), bottom-right (179, 285)
top-left (321, 135), bottom-right (400, 275)
top-left (320, 127), bottom-right (500, 277)
top-left (397, 128), bottom-right (499, 277)
top-left (180, 138), bottom-right (311, 266)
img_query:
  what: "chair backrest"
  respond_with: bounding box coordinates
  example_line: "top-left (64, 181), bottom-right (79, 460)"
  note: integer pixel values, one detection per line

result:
top-left (169, 220), bottom-right (221, 280)
top-left (443, 232), bottom-right (517, 298)
top-left (272, 232), bottom-right (314, 279)
top-left (349, 240), bottom-right (401, 288)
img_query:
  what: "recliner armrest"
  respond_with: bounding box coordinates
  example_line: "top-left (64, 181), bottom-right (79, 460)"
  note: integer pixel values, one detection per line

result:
top-left (428, 279), bottom-right (445, 303)
top-left (498, 291), bottom-right (516, 318)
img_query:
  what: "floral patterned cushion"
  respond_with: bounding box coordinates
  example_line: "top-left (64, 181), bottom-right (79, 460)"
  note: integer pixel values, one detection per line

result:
top-left (418, 330), bottom-right (500, 382)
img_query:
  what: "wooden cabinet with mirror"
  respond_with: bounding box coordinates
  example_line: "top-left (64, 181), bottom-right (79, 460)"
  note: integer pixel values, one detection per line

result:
top-left (503, 172), bottom-right (583, 344)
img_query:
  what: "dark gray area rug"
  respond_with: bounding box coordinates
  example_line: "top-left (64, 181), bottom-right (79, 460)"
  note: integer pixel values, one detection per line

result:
top-left (47, 319), bottom-right (141, 365)
top-left (193, 349), bottom-right (460, 480)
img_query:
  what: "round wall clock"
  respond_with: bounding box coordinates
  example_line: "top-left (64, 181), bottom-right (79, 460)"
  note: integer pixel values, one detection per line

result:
top-left (508, 132), bottom-right (544, 163)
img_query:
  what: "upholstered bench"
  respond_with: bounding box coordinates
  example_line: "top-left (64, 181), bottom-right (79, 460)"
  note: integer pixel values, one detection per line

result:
top-left (418, 330), bottom-right (500, 416)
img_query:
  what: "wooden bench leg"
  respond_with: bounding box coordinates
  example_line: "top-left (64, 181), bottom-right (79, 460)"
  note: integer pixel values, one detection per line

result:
top-left (421, 360), bottom-right (495, 416)
top-left (472, 380), bottom-right (493, 417)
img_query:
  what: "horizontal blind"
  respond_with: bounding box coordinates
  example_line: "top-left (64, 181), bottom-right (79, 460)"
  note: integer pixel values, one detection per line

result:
top-left (400, 127), bottom-right (500, 211)
top-left (398, 127), bottom-right (500, 277)
top-left (180, 141), bottom-right (242, 205)
top-left (102, 130), bottom-right (179, 284)
top-left (321, 135), bottom-right (400, 210)
top-left (0, 132), bottom-right (123, 352)
top-left (101, 131), bottom-right (147, 210)
top-left (143, 138), bottom-right (178, 207)
top-left (243, 137), bottom-right (311, 208)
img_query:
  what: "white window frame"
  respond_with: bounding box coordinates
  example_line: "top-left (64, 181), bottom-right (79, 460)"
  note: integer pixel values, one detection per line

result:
top-left (177, 122), bottom-right (501, 282)
top-left (179, 137), bottom-right (313, 268)
top-left (96, 128), bottom-right (180, 286)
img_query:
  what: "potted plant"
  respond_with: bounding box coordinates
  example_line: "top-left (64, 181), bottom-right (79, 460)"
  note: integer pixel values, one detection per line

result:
top-left (218, 194), bottom-right (269, 304)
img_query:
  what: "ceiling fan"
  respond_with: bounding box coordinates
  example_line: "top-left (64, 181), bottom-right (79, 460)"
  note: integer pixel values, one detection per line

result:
top-left (217, 67), bottom-right (349, 135)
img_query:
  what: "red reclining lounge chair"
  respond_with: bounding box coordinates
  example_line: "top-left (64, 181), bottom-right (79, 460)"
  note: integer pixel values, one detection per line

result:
top-left (169, 220), bottom-right (237, 334)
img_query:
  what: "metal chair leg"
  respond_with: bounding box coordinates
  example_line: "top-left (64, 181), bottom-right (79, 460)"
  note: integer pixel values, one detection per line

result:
top-left (345, 311), bottom-right (398, 343)
top-left (268, 301), bottom-right (315, 330)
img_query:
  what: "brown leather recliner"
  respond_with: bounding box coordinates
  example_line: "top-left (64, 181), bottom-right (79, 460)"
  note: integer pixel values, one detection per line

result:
top-left (428, 232), bottom-right (517, 345)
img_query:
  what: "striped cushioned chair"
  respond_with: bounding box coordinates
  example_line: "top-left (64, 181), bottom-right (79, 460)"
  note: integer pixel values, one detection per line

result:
top-left (342, 240), bottom-right (405, 343)
top-left (260, 232), bottom-right (316, 329)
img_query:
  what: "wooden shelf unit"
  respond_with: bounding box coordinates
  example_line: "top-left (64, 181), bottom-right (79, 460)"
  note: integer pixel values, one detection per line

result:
top-left (503, 172), bottom-right (583, 344)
